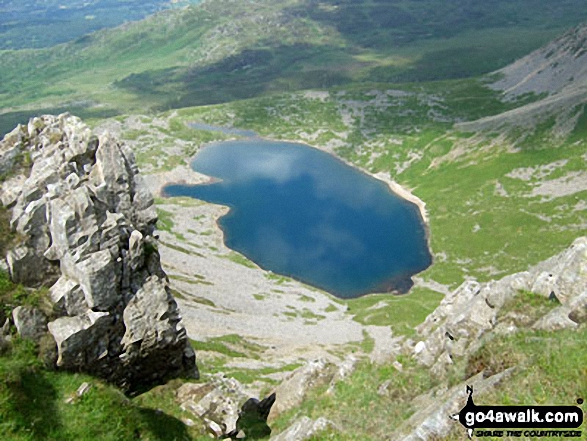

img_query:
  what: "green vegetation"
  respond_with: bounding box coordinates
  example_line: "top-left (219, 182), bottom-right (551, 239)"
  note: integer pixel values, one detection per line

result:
top-left (2, 1), bottom-right (587, 439)
top-left (0, 209), bottom-right (205, 441)
top-left (0, 1), bottom-right (199, 50)
top-left (2, 0), bottom-right (587, 133)
top-left (347, 288), bottom-right (444, 336)
top-left (264, 272), bottom-right (295, 285)
top-left (495, 290), bottom-right (560, 326)
top-left (169, 274), bottom-right (212, 286)
top-left (271, 322), bottom-right (587, 440)
top-left (156, 208), bottom-right (175, 232)
top-left (191, 334), bottom-right (264, 360)
top-left (0, 339), bottom-right (206, 441)
top-left (222, 251), bottom-right (258, 269)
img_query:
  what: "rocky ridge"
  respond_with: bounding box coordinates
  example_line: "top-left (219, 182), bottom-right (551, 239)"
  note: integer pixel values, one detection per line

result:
top-left (491, 22), bottom-right (587, 98)
top-left (385, 236), bottom-right (587, 440)
top-left (0, 113), bottom-right (197, 394)
top-left (409, 236), bottom-right (587, 376)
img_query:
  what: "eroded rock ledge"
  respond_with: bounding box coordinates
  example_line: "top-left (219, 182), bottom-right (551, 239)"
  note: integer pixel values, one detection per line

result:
top-left (0, 113), bottom-right (197, 394)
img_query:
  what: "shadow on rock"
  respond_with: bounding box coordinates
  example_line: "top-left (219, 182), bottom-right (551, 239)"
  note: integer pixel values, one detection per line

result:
top-left (221, 392), bottom-right (276, 440)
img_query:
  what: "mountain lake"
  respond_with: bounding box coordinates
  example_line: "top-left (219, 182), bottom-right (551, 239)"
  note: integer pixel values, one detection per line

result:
top-left (163, 138), bottom-right (432, 299)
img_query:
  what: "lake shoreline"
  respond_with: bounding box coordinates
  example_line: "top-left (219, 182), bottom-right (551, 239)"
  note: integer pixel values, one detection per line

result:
top-left (155, 123), bottom-right (433, 297)
top-left (164, 122), bottom-right (429, 229)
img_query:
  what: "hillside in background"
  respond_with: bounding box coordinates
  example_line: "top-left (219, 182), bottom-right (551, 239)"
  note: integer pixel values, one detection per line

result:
top-left (2, 0), bottom-right (587, 133)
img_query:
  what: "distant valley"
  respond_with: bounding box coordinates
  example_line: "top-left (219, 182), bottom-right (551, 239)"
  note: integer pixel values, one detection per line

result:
top-left (0, 0), bottom-right (199, 49)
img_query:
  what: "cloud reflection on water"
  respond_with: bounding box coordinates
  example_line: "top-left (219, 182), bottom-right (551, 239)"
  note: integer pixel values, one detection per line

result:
top-left (167, 140), bottom-right (431, 298)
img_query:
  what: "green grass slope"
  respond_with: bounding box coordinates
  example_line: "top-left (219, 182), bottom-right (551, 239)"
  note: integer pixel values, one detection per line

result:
top-left (270, 323), bottom-right (587, 440)
top-left (2, 0), bottom-right (587, 132)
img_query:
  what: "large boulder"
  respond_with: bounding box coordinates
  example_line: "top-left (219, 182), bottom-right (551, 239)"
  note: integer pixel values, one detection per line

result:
top-left (0, 114), bottom-right (197, 394)
top-left (269, 359), bottom-right (335, 420)
top-left (178, 376), bottom-right (252, 437)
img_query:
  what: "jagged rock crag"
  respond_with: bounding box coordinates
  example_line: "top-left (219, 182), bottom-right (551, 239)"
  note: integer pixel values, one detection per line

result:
top-left (0, 113), bottom-right (197, 393)
top-left (410, 236), bottom-right (587, 376)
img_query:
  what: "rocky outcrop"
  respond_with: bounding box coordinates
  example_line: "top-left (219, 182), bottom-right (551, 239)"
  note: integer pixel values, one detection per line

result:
top-left (178, 377), bottom-right (249, 437)
top-left (456, 22), bottom-right (587, 134)
top-left (12, 306), bottom-right (48, 340)
top-left (268, 358), bottom-right (335, 420)
top-left (0, 114), bottom-right (197, 393)
top-left (390, 369), bottom-right (514, 441)
top-left (177, 376), bottom-right (275, 438)
top-left (409, 236), bottom-right (587, 376)
top-left (270, 416), bottom-right (338, 441)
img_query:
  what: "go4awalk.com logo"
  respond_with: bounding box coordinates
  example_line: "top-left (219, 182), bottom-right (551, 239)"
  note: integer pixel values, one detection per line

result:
top-left (451, 386), bottom-right (584, 438)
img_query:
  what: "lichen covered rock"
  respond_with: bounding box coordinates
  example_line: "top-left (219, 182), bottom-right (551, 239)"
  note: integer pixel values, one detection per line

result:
top-left (0, 114), bottom-right (197, 393)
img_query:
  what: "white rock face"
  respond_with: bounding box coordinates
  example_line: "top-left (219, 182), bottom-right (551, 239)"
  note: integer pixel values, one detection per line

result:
top-left (0, 114), bottom-right (197, 393)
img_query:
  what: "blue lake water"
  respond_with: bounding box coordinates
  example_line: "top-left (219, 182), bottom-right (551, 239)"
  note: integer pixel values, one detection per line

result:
top-left (163, 139), bottom-right (432, 299)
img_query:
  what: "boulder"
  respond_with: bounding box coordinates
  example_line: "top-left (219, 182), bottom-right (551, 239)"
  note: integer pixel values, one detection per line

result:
top-left (224, 393), bottom-right (276, 439)
top-left (72, 250), bottom-right (120, 311)
top-left (12, 306), bottom-right (48, 340)
top-left (49, 276), bottom-right (87, 316)
top-left (178, 376), bottom-right (251, 436)
top-left (269, 359), bottom-right (335, 420)
top-left (568, 291), bottom-right (587, 324)
top-left (119, 276), bottom-right (197, 390)
top-left (48, 310), bottom-right (113, 369)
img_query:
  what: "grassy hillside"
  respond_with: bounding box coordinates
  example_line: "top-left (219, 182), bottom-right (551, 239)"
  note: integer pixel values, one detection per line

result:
top-left (270, 316), bottom-right (587, 440)
top-left (2, 0), bottom-right (587, 132)
top-left (0, 264), bottom-right (213, 441)
top-left (148, 78), bottom-right (585, 289)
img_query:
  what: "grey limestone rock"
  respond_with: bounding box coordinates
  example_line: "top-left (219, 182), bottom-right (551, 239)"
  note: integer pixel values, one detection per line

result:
top-left (413, 236), bottom-right (587, 372)
top-left (0, 114), bottom-right (197, 394)
top-left (178, 376), bottom-right (252, 436)
top-left (269, 359), bottom-right (335, 420)
top-left (390, 369), bottom-right (514, 441)
top-left (270, 416), bottom-right (337, 441)
top-left (12, 306), bottom-right (48, 340)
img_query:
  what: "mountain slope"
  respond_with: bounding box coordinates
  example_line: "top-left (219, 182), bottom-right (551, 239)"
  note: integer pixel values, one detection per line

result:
top-left (491, 21), bottom-right (587, 98)
top-left (458, 22), bottom-right (587, 133)
top-left (2, 0), bottom-right (587, 130)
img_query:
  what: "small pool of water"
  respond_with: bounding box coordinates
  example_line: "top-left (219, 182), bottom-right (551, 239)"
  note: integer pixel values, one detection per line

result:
top-left (163, 139), bottom-right (432, 299)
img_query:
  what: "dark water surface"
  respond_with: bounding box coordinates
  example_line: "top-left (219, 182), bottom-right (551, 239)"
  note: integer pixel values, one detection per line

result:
top-left (163, 140), bottom-right (431, 298)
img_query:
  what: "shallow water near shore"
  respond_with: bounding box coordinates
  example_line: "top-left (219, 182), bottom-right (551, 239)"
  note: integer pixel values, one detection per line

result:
top-left (163, 139), bottom-right (432, 299)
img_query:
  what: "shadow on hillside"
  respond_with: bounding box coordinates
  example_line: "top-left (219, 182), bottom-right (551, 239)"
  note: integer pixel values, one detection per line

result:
top-left (114, 42), bottom-right (352, 109)
top-left (3, 368), bottom-right (62, 439)
top-left (137, 408), bottom-right (192, 441)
